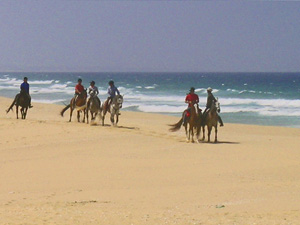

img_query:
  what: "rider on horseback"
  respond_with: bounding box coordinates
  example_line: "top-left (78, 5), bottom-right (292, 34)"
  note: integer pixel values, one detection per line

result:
top-left (203, 87), bottom-right (224, 127)
top-left (183, 87), bottom-right (199, 125)
top-left (20, 77), bottom-right (33, 108)
top-left (6, 77), bottom-right (33, 113)
top-left (107, 80), bottom-right (120, 106)
top-left (74, 78), bottom-right (84, 104)
top-left (87, 81), bottom-right (101, 108)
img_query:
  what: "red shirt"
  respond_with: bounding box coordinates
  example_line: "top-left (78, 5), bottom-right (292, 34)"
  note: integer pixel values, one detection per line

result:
top-left (185, 93), bottom-right (199, 107)
top-left (75, 84), bottom-right (84, 93)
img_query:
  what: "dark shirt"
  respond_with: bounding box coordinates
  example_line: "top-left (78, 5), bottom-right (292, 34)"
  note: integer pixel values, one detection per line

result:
top-left (20, 82), bottom-right (30, 94)
top-left (108, 85), bottom-right (120, 98)
top-left (206, 92), bottom-right (216, 108)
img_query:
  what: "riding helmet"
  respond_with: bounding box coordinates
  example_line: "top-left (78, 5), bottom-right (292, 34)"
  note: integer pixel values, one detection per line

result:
top-left (109, 80), bottom-right (114, 85)
top-left (78, 78), bottom-right (82, 82)
top-left (190, 87), bottom-right (195, 92)
top-left (90, 81), bottom-right (95, 85)
top-left (207, 87), bottom-right (212, 92)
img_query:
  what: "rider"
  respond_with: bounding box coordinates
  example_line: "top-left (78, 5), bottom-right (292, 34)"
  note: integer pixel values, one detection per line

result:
top-left (87, 80), bottom-right (101, 108)
top-left (203, 87), bottom-right (224, 127)
top-left (74, 78), bottom-right (84, 102)
top-left (20, 77), bottom-right (33, 108)
top-left (107, 80), bottom-right (120, 105)
top-left (183, 87), bottom-right (199, 125)
top-left (104, 80), bottom-right (121, 114)
top-left (6, 77), bottom-right (33, 113)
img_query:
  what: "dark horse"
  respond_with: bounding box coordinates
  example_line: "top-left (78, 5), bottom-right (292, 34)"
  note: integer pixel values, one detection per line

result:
top-left (101, 95), bottom-right (123, 126)
top-left (201, 99), bottom-right (220, 143)
top-left (86, 96), bottom-right (102, 124)
top-left (60, 90), bottom-right (87, 122)
top-left (169, 104), bottom-right (203, 143)
top-left (6, 91), bottom-right (30, 119)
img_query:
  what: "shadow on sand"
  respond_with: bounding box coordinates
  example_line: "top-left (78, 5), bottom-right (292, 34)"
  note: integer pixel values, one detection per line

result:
top-left (202, 141), bottom-right (240, 145)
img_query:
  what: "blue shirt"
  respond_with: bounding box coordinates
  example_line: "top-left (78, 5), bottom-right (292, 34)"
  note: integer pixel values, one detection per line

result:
top-left (20, 82), bottom-right (30, 93)
top-left (108, 85), bottom-right (120, 98)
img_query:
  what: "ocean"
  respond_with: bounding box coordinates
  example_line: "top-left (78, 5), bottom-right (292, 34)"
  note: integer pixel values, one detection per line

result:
top-left (0, 72), bottom-right (299, 128)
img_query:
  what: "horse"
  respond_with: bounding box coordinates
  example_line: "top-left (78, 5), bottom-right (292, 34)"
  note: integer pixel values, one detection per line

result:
top-left (6, 91), bottom-right (30, 119)
top-left (101, 95), bottom-right (123, 126)
top-left (202, 98), bottom-right (220, 143)
top-left (60, 89), bottom-right (87, 122)
top-left (169, 104), bottom-right (203, 143)
top-left (86, 96), bottom-right (102, 124)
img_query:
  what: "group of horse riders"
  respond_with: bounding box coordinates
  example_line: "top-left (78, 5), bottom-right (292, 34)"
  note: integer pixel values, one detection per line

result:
top-left (74, 78), bottom-right (120, 111)
top-left (184, 87), bottom-right (224, 127)
top-left (7, 77), bottom-right (120, 113)
top-left (6, 77), bottom-right (223, 128)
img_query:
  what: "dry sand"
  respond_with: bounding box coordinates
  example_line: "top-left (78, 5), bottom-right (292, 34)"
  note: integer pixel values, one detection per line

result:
top-left (1, 96), bottom-right (300, 224)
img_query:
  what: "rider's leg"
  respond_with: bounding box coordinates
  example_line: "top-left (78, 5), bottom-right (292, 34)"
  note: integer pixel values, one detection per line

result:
top-left (183, 107), bottom-right (191, 125)
top-left (28, 93), bottom-right (33, 108)
top-left (87, 97), bottom-right (91, 109)
top-left (96, 97), bottom-right (101, 108)
top-left (218, 115), bottom-right (224, 127)
top-left (202, 107), bottom-right (209, 125)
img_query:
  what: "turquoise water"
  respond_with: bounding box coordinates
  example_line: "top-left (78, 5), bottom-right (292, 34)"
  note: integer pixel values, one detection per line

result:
top-left (1, 72), bottom-right (299, 128)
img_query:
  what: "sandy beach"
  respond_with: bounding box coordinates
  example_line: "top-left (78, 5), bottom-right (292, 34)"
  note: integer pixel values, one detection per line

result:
top-left (1, 96), bottom-right (300, 224)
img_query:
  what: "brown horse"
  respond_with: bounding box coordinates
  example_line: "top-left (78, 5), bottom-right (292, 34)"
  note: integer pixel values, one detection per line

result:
top-left (169, 104), bottom-right (202, 143)
top-left (6, 91), bottom-right (30, 119)
top-left (101, 95), bottom-right (123, 126)
top-left (60, 89), bottom-right (87, 122)
top-left (202, 99), bottom-right (220, 143)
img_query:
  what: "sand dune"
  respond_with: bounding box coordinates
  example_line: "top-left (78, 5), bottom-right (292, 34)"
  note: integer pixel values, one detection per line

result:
top-left (1, 96), bottom-right (300, 224)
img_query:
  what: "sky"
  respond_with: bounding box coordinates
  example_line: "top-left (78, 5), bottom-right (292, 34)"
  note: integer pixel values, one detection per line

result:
top-left (0, 0), bottom-right (300, 73)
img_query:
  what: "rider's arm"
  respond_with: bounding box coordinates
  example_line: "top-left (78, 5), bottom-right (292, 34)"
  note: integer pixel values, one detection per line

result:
top-left (116, 87), bottom-right (120, 95)
top-left (75, 85), bottom-right (81, 94)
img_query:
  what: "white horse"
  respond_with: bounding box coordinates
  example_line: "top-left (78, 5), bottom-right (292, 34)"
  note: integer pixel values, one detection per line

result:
top-left (101, 95), bottom-right (123, 126)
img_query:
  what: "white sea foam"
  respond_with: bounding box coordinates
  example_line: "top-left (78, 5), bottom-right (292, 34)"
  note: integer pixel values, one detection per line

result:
top-left (30, 80), bottom-right (55, 85)
top-left (144, 86), bottom-right (156, 89)
top-left (136, 104), bottom-right (185, 113)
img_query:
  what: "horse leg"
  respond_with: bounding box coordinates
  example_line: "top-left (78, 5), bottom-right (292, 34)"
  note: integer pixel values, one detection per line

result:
top-left (185, 124), bottom-right (189, 142)
top-left (23, 107), bottom-right (28, 119)
top-left (21, 108), bottom-right (24, 119)
top-left (116, 114), bottom-right (119, 125)
top-left (69, 108), bottom-right (74, 122)
top-left (110, 113), bottom-right (115, 126)
top-left (207, 126), bottom-right (212, 143)
top-left (101, 110), bottom-right (106, 126)
top-left (190, 126), bottom-right (194, 143)
top-left (16, 105), bottom-right (19, 119)
top-left (214, 125), bottom-right (218, 143)
top-left (196, 125), bottom-right (201, 143)
top-left (201, 126), bottom-right (205, 141)
top-left (77, 111), bottom-right (80, 122)
top-left (82, 109), bottom-right (86, 123)
top-left (86, 108), bottom-right (89, 124)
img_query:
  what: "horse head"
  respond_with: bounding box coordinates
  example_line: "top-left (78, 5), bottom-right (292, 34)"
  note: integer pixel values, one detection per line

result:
top-left (112, 95), bottom-right (123, 109)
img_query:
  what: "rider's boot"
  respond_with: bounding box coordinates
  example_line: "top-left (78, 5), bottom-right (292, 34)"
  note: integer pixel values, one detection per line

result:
top-left (218, 115), bottom-right (224, 127)
top-left (28, 94), bottom-right (33, 108)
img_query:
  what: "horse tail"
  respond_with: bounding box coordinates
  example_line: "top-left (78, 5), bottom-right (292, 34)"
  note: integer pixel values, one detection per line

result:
top-left (169, 118), bottom-right (183, 132)
top-left (60, 104), bottom-right (70, 117)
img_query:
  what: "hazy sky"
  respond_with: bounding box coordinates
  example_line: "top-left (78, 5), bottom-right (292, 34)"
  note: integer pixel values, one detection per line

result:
top-left (0, 0), bottom-right (300, 72)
